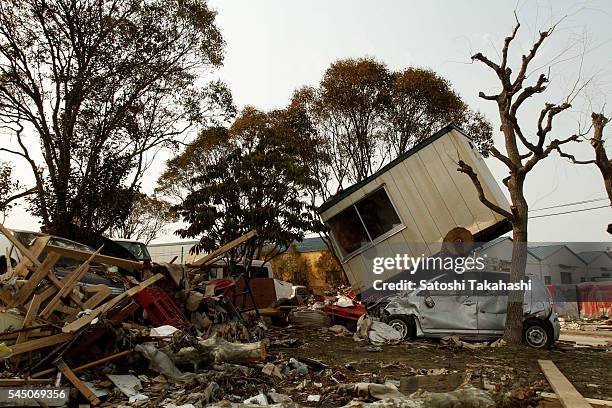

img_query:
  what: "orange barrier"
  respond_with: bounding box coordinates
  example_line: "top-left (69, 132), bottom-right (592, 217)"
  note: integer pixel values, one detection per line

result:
top-left (546, 282), bottom-right (612, 318)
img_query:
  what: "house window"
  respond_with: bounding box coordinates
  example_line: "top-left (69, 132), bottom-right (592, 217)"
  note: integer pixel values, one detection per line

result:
top-left (560, 272), bottom-right (572, 284)
top-left (328, 187), bottom-right (402, 258)
top-left (544, 276), bottom-right (552, 285)
top-left (580, 277), bottom-right (586, 282)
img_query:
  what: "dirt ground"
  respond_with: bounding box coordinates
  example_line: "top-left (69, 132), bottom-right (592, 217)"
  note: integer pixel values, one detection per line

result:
top-left (266, 326), bottom-right (612, 406)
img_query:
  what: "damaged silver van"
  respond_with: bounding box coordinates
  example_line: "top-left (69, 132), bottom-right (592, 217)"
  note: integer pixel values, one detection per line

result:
top-left (370, 271), bottom-right (560, 348)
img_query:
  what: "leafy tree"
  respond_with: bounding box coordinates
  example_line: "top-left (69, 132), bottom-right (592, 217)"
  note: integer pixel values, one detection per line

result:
top-left (0, 161), bottom-right (26, 221)
top-left (291, 58), bottom-right (491, 199)
top-left (273, 243), bottom-right (310, 286)
top-left (314, 249), bottom-right (346, 286)
top-left (174, 107), bottom-right (320, 264)
top-left (110, 193), bottom-right (177, 244)
top-left (385, 68), bottom-right (492, 157)
top-left (291, 58), bottom-right (390, 196)
top-left (156, 127), bottom-right (233, 204)
top-left (0, 0), bottom-right (233, 238)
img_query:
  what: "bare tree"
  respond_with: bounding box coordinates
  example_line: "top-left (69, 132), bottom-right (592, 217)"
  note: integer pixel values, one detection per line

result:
top-left (460, 17), bottom-right (584, 343)
top-left (556, 112), bottom-right (611, 233)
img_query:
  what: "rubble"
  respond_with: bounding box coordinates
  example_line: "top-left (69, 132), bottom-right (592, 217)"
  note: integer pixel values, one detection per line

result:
top-left (1, 223), bottom-right (610, 406)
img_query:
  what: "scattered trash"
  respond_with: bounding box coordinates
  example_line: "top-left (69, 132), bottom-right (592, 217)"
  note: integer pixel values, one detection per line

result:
top-left (244, 392), bottom-right (269, 405)
top-left (328, 324), bottom-right (352, 336)
top-left (335, 295), bottom-right (354, 308)
top-left (354, 315), bottom-right (402, 345)
top-left (107, 374), bottom-right (149, 403)
top-left (150, 325), bottom-right (180, 337)
top-left (306, 394), bottom-right (321, 402)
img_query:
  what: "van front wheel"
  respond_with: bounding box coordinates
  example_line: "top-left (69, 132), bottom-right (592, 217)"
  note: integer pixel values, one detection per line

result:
top-left (385, 315), bottom-right (416, 340)
top-left (523, 320), bottom-right (553, 349)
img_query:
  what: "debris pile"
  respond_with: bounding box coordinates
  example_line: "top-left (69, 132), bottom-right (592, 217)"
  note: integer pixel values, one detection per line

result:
top-left (0, 225), bottom-right (274, 406)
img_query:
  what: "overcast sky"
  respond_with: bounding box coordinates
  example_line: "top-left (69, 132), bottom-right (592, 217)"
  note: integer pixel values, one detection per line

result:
top-left (3, 0), bottom-right (612, 244)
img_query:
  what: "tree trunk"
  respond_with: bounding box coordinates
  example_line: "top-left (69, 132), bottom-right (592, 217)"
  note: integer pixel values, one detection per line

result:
top-left (504, 194), bottom-right (528, 344)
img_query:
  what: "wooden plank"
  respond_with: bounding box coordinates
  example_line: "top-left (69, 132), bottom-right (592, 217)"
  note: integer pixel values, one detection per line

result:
top-left (12, 252), bottom-right (61, 307)
top-left (55, 359), bottom-right (100, 406)
top-left (47, 244), bottom-right (143, 270)
top-left (539, 392), bottom-right (612, 408)
top-left (190, 230), bottom-right (257, 266)
top-left (538, 360), bottom-right (591, 408)
top-left (0, 224), bottom-right (43, 267)
top-left (14, 236), bottom-right (50, 277)
top-left (73, 350), bottom-right (132, 373)
top-left (62, 273), bottom-right (164, 333)
top-left (15, 295), bottom-right (42, 346)
top-left (40, 247), bottom-right (103, 319)
top-left (0, 331), bottom-right (53, 340)
top-left (44, 270), bottom-right (86, 309)
top-left (55, 304), bottom-right (78, 315)
top-left (31, 350), bottom-right (132, 379)
top-left (83, 286), bottom-right (112, 309)
top-left (10, 332), bottom-right (73, 356)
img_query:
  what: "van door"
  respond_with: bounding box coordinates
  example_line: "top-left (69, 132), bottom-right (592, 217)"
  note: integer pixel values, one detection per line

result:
top-left (475, 272), bottom-right (508, 335)
top-left (417, 273), bottom-right (478, 335)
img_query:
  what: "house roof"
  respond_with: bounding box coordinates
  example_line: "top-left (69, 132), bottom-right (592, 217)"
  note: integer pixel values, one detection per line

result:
top-left (475, 238), bottom-right (593, 264)
top-left (527, 245), bottom-right (565, 261)
top-left (578, 250), bottom-right (612, 264)
top-left (317, 123), bottom-right (467, 213)
top-left (528, 244), bottom-right (587, 264)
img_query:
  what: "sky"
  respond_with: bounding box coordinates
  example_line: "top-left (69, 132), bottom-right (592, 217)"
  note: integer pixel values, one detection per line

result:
top-left (3, 0), bottom-right (612, 244)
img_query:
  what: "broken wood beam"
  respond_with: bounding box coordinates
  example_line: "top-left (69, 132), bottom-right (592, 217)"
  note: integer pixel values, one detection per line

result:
top-left (14, 236), bottom-right (50, 277)
top-left (40, 246), bottom-right (103, 319)
top-left (83, 285), bottom-right (112, 309)
top-left (55, 358), bottom-right (100, 406)
top-left (0, 223), bottom-right (43, 267)
top-left (12, 252), bottom-right (61, 307)
top-left (190, 230), bottom-right (257, 267)
top-left (31, 350), bottom-right (133, 379)
top-left (47, 244), bottom-right (144, 270)
top-left (62, 273), bottom-right (164, 333)
top-left (15, 295), bottom-right (42, 346)
top-left (10, 332), bottom-right (73, 357)
top-left (538, 360), bottom-right (591, 408)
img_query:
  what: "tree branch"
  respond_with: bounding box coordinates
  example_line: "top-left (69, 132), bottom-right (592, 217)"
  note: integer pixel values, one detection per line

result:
top-left (457, 160), bottom-right (514, 220)
top-left (0, 187), bottom-right (37, 208)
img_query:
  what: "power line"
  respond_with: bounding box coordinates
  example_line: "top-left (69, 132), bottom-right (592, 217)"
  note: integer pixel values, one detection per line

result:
top-left (529, 204), bottom-right (610, 219)
top-left (529, 197), bottom-right (608, 212)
